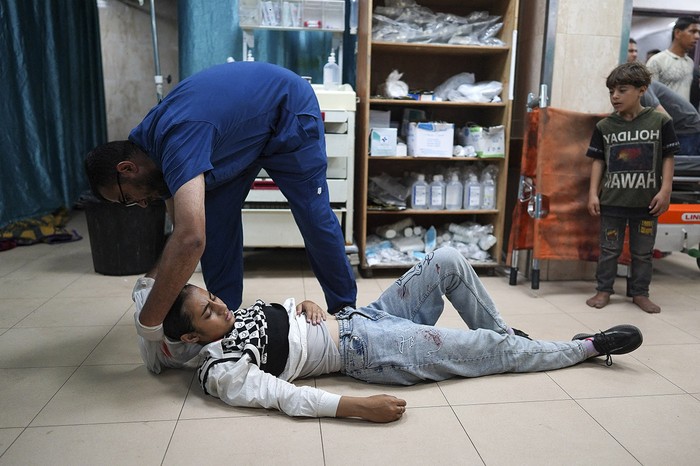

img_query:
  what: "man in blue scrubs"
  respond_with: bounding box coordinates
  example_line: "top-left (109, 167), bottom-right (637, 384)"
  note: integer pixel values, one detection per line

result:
top-left (85, 62), bottom-right (357, 328)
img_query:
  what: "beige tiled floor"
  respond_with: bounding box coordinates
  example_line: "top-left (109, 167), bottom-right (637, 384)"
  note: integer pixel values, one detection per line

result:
top-left (1, 211), bottom-right (700, 465)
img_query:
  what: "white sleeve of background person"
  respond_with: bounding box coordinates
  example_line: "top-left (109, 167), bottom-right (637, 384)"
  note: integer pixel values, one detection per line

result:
top-left (204, 355), bottom-right (341, 418)
top-left (132, 277), bottom-right (203, 374)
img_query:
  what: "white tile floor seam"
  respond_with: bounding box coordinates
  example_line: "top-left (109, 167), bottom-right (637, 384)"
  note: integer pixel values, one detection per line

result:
top-left (1, 210), bottom-right (699, 464)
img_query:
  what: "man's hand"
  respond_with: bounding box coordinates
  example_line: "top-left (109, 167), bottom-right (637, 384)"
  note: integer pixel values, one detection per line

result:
top-left (336, 395), bottom-right (407, 423)
top-left (296, 300), bottom-right (327, 325)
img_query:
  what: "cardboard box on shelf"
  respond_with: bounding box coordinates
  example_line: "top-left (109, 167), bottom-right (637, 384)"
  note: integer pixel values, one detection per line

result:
top-left (369, 128), bottom-right (397, 156)
top-left (369, 109), bottom-right (391, 129)
top-left (407, 122), bottom-right (454, 157)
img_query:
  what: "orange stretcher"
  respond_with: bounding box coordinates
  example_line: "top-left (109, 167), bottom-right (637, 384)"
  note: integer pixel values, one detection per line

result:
top-left (507, 107), bottom-right (608, 288)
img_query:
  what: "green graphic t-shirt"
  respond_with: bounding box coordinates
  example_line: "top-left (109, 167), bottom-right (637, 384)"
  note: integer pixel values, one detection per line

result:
top-left (586, 107), bottom-right (679, 209)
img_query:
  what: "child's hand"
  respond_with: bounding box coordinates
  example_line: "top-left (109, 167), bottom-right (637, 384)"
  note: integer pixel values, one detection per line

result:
top-left (648, 190), bottom-right (671, 216)
top-left (588, 195), bottom-right (601, 216)
top-left (296, 300), bottom-right (327, 325)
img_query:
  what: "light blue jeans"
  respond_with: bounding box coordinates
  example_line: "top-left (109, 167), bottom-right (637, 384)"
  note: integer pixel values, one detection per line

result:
top-left (336, 247), bottom-right (587, 385)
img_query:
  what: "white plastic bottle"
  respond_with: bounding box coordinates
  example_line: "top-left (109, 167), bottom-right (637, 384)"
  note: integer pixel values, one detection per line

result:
top-left (323, 52), bottom-right (340, 90)
top-left (445, 173), bottom-right (463, 210)
top-left (411, 174), bottom-right (429, 209)
top-left (429, 174), bottom-right (446, 210)
top-left (481, 172), bottom-right (496, 210)
top-left (348, 0), bottom-right (359, 34)
top-left (463, 174), bottom-right (482, 210)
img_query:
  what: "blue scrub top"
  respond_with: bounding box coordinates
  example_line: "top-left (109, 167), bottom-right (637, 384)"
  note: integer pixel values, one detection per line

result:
top-left (129, 62), bottom-right (321, 196)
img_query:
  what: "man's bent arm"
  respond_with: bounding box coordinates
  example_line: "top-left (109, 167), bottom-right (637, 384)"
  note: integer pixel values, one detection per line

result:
top-left (139, 174), bottom-right (206, 326)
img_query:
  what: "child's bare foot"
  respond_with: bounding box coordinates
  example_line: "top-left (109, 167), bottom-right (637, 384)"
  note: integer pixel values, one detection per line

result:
top-left (633, 296), bottom-right (661, 313)
top-left (586, 292), bottom-right (611, 308)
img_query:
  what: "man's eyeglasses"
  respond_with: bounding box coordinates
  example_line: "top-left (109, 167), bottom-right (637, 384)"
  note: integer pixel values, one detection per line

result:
top-left (115, 172), bottom-right (139, 207)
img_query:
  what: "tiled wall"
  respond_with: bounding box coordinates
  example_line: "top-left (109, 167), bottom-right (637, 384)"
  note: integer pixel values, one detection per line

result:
top-left (97, 0), bottom-right (179, 140)
top-left (550, 0), bottom-right (626, 113)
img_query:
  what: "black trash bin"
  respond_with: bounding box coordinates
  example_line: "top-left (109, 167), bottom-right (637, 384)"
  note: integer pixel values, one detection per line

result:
top-left (85, 200), bottom-right (167, 276)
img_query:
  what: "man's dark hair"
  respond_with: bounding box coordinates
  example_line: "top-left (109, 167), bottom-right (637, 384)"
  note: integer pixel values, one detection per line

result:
top-left (672, 16), bottom-right (700, 42)
top-left (84, 140), bottom-right (141, 201)
top-left (606, 62), bottom-right (652, 89)
top-left (629, 38), bottom-right (637, 44)
top-left (163, 285), bottom-right (197, 341)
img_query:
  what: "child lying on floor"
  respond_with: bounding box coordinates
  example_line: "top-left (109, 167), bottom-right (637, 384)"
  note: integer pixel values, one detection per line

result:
top-left (133, 247), bottom-right (643, 423)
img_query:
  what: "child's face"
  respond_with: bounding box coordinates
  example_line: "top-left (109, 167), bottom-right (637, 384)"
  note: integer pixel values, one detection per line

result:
top-left (608, 84), bottom-right (645, 115)
top-left (183, 286), bottom-right (235, 344)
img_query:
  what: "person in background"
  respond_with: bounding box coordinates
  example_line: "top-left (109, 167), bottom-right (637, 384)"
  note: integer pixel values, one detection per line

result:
top-left (586, 62), bottom-right (679, 313)
top-left (85, 62), bottom-right (357, 336)
top-left (690, 67), bottom-right (700, 110)
top-left (645, 49), bottom-right (661, 64)
top-left (133, 247), bottom-right (644, 422)
top-left (627, 38), bottom-right (638, 63)
top-left (641, 80), bottom-right (700, 155)
top-left (646, 16), bottom-right (700, 101)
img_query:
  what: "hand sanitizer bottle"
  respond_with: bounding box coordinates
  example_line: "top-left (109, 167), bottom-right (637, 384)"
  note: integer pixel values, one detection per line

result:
top-left (323, 51), bottom-right (340, 90)
top-left (445, 173), bottom-right (463, 210)
top-left (411, 174), bottom-right (429, 209)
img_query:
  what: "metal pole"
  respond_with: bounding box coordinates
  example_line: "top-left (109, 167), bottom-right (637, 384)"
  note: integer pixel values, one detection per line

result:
top-left (149, 0), bottom-right (163, 103)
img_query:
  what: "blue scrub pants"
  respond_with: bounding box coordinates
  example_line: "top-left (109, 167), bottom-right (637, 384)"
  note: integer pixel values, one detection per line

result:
top-left (199, 76), bottom-right (356, 313)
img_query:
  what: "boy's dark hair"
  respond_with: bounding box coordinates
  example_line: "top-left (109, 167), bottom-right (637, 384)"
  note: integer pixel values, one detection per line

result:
top-left (629, 38), bottom-right (636, 44)
top-left (672, 16), bottom-right (700, 42)
top-left (606, 62), bottom-right (652, 89)
top-left (163, 284), bottom-right (197, 341)
top-left (84, 140), bottom-right (141, 201)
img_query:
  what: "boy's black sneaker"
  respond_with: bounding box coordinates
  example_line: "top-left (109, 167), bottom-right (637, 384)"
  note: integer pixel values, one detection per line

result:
top-left (572, 324), bottom-right (643, 366)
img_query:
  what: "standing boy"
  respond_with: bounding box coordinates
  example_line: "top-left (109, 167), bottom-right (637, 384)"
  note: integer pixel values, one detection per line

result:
top-left (586, 62), bottom-right (679, 313)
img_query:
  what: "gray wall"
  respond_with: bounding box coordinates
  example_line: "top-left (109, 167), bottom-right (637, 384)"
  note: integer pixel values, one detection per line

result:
top-left (97, 0), bottom-right (179, 140)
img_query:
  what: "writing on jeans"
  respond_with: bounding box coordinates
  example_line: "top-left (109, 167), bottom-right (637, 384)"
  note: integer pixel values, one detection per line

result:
top-left (398, 336), bottom-right (415, 353)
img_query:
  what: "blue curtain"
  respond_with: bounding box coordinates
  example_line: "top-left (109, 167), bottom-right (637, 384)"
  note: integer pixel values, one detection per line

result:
top-left (0, 0), bottom-right (106, 228)
top-left (178, 0), bottom-right (356, 85)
